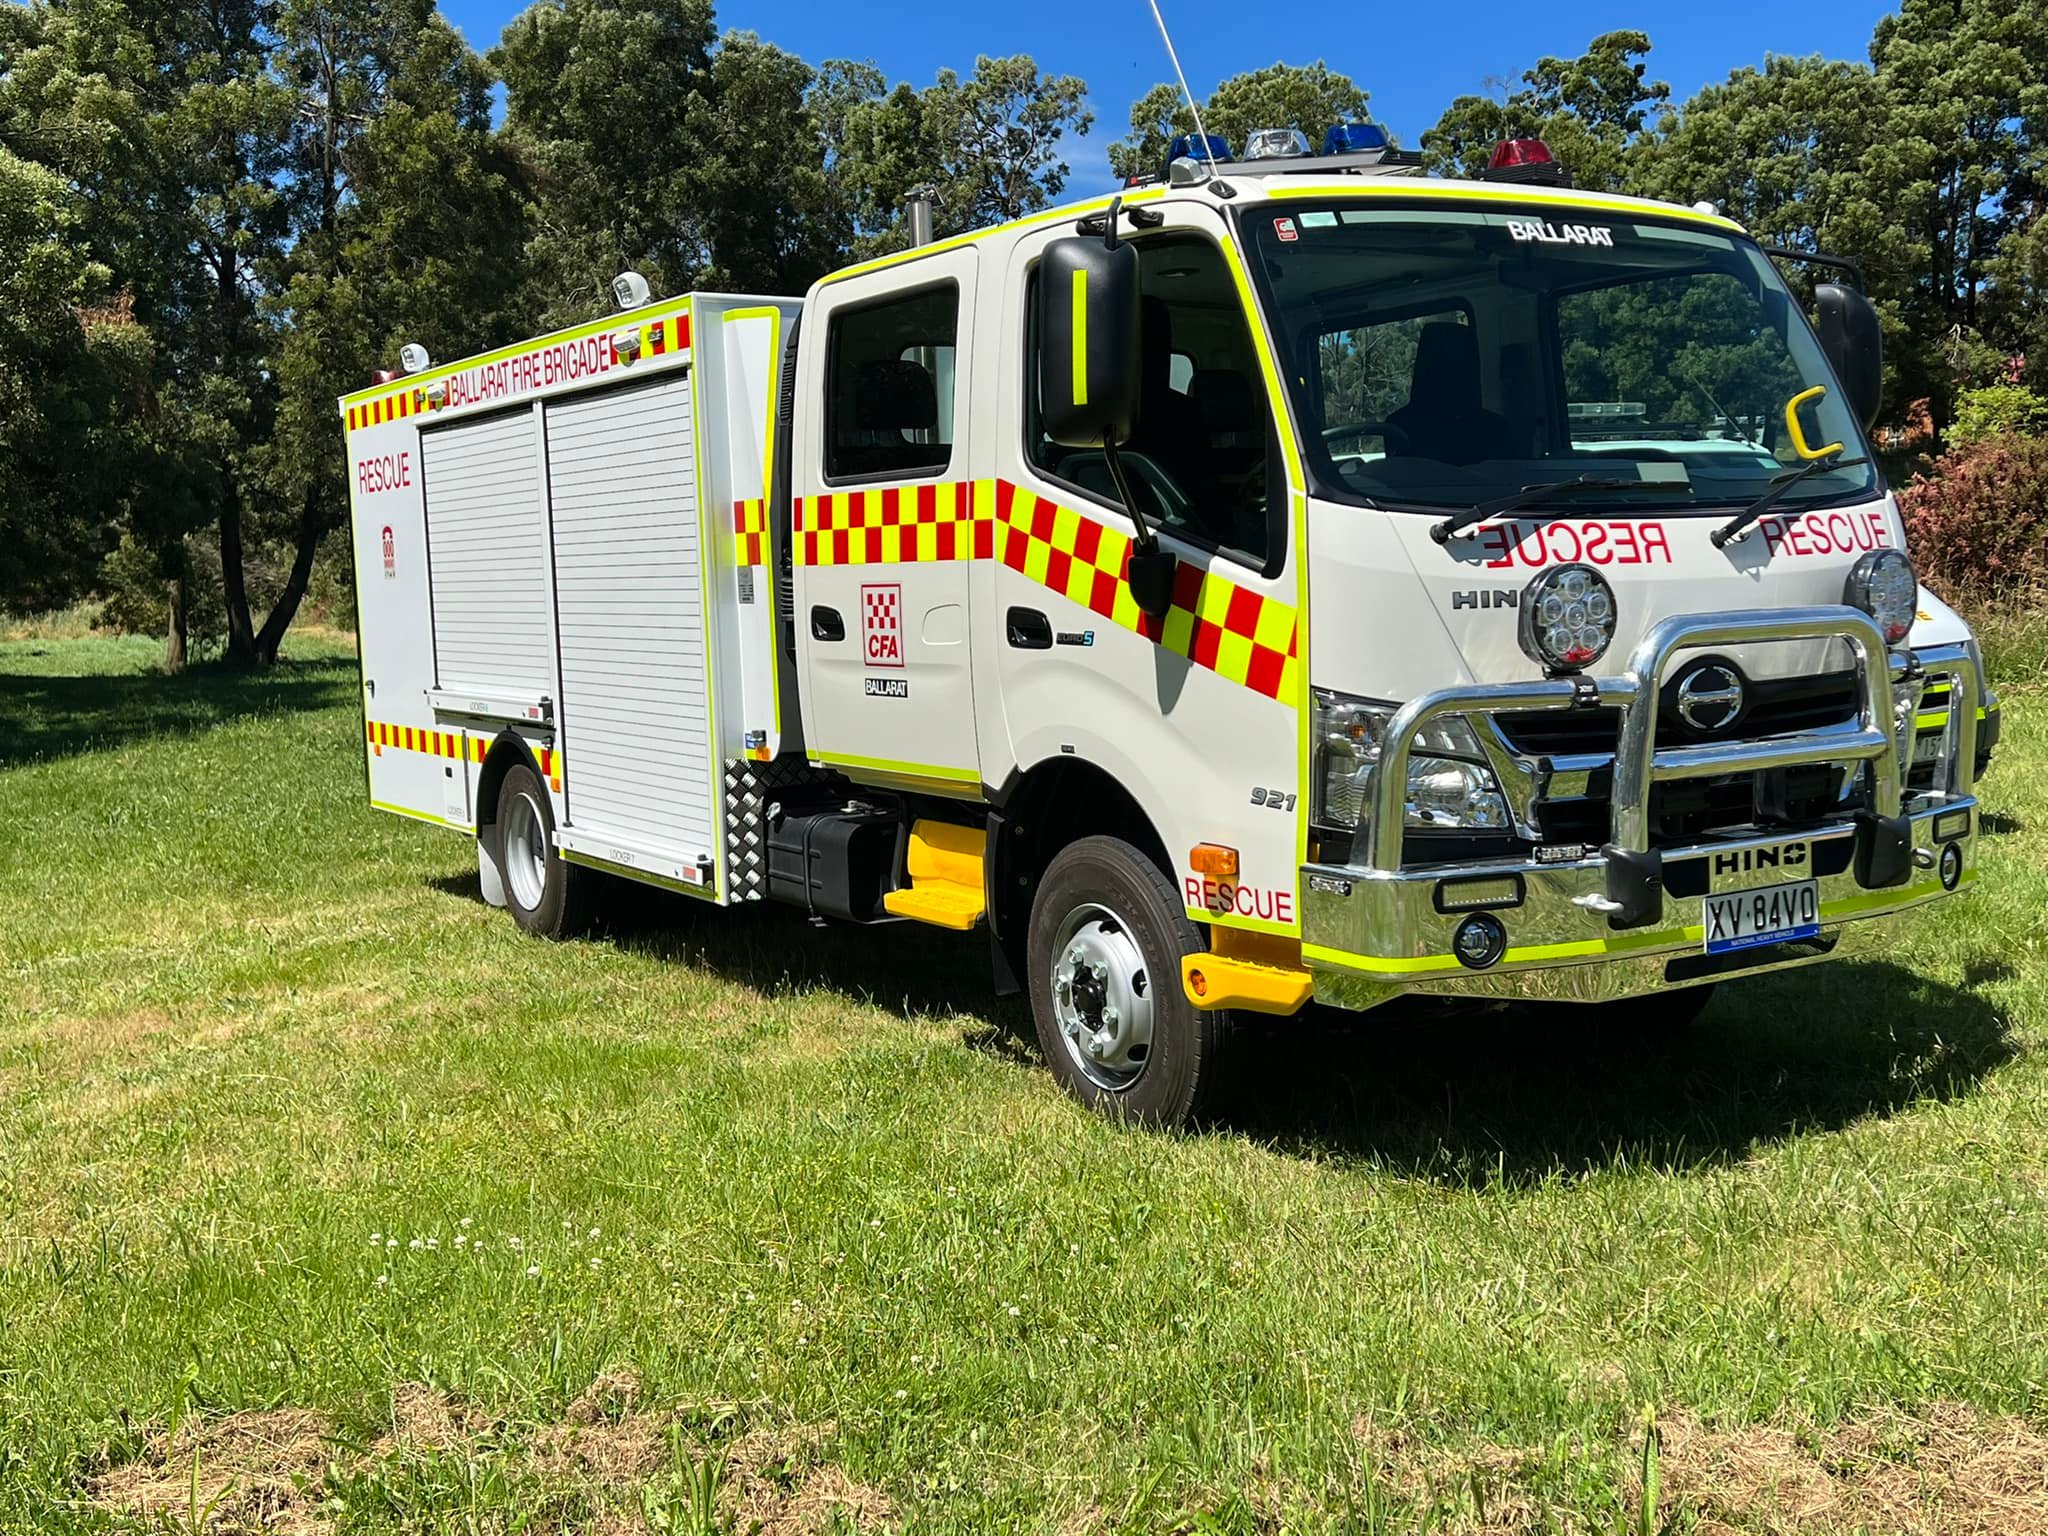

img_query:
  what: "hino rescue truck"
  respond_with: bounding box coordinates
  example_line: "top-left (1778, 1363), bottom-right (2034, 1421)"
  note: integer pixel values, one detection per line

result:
top-left (341, 130), bottom-right (2002, 1126)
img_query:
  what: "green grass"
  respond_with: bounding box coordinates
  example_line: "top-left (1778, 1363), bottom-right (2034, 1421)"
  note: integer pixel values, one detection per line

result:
top-left (1, 635), bottom-right (2044, 1534)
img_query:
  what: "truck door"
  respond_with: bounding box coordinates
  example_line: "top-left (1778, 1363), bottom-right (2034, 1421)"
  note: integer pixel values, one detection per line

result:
top-left (983, 214), bottom-right (1308, 937)
top-left (793, 251), bottom-right (983, 793)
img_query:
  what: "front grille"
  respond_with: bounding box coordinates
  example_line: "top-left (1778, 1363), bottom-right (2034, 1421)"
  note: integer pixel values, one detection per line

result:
top-left (1533, 764), bottom-right (1845, 846)
top-left (1494, 668), bottom-right (1863, 848)
top-left (1495, 668), bottom-right (1862, 757)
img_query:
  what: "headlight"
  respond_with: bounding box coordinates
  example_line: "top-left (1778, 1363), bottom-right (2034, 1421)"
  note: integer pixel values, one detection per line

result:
top-left (1845, 550), bottom-right (1916, 645)
top-left (1517, 563), bottom-right (1617, 674)
top-left (1313, 692), bottom-right (1511, 833)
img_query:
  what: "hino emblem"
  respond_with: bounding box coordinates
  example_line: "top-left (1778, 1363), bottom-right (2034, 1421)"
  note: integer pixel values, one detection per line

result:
top-left (1451, 589), bottom-right (1518, 611)
top-left (1676, 663), bottom-right (1745, 732)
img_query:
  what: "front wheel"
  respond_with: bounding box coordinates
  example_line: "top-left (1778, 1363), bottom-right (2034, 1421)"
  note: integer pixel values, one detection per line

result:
top-left (492, 761), bottom-right (590, 939)
top-left (1026, 836), bottom-right (1237, 1127)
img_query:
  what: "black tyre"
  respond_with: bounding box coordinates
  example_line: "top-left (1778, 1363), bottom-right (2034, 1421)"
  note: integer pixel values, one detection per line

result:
top-left (492, 761), bottom-right (590, 939)
top-left (1026, 835), bottom-right (1237, 1127)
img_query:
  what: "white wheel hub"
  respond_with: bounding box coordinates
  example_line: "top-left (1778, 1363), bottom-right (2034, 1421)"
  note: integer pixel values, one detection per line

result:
top-left (502, 790), bottom-right (550, 912)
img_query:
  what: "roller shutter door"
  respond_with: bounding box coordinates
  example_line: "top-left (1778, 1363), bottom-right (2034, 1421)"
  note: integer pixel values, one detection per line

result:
top-left (421, 408), bottom-right (554, 698)
top-left (545, 374), bottom-right (715, 861)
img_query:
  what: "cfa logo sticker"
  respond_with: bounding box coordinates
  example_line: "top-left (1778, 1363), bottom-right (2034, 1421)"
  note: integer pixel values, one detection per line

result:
top-left (381, 525), bottom-right (397, 579)
top-left (861, 582), bottom-right (904, 668)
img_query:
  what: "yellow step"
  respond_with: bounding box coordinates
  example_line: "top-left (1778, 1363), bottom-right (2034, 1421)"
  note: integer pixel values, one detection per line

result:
top-left (881, 820), bottom-right (986, 931)
top-left (1181, 929), bottom-right (1313, 1016)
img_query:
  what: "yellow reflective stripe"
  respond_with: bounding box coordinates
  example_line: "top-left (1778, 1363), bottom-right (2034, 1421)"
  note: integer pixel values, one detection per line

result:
top-left (1194, 908), bottom-right (1302, 939)
top-left (561, 849), bottom-right (719, 902)
top-left (1262, 179), bottom-right (1746, 233)
top-left (370, 800), bottom-right (466, 833)
top-left (812, 751), bottom-right (980, 786)
top-left (1302, 878), bottom-right (1972, 977)
top-left (817, 189), bottom-right (1167, 286)
top-left (1070, 268), bottom-right (1089, 407)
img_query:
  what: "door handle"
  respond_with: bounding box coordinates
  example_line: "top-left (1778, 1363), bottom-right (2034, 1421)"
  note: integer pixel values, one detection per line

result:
top-left (1006, 606), bottom-right (1053, 650)
top-left (811, 605), bottom-right (845, 642)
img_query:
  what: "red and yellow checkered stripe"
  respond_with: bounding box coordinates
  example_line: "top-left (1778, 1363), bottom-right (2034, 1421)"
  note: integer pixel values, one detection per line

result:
top-left (733, 500), bottom-right (768, 566)
top-left (991, 481), bottom-right (1299, 704)
top-left (795, 482), bottom-right (992, 567)
top-left (637, 313), bottom-right (688, 359)
top-left (366, 721), bottom-right (564, 792)
top-left (347, 389), bottom-right (427, 432)
top-left (795, 478), bottom-right (1298, 706)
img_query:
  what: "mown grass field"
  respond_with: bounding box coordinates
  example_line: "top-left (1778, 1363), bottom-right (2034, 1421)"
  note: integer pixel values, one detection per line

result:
top-left (1, 631), bottom-right (2045, 1534)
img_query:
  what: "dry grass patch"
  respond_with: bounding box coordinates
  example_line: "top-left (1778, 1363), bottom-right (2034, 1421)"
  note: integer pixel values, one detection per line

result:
top-left (1660, 1399), bottom-right (2048, 1535)
top-left (88, 1378), bottom-right (899, 1534)
top-left (1354, 1400), bottom-right (2048, 1535)
top-left (89, 1408), bottom-right (334, 1534)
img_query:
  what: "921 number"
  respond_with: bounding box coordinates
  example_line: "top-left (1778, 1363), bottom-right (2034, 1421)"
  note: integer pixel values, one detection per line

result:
top-left (1250, 787), bottom-right (1297, 812)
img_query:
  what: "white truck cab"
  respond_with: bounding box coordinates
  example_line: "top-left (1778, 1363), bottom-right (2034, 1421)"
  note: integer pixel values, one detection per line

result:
top-left (340, 134), bottom-right (2000, 1125)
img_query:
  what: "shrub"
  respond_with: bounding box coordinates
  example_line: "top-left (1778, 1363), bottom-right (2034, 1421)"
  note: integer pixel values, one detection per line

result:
top-left (1898, 434), bottom-right (2048, 605)
top-left (1948, 385), bottom-right (2048, 445)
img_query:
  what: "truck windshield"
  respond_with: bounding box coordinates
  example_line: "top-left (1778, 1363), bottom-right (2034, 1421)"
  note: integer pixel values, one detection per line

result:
top-left (1245, 203), bottom-right (1879, 515)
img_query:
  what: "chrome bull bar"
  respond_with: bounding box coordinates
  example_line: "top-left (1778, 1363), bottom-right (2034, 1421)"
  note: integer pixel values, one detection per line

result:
top-left (1366, 606), bottom-right (1976, 879)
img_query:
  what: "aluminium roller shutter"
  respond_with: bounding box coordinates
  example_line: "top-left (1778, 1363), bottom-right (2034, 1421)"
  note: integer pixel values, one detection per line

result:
top-left (544, 373), bottom-right (716, 862)
top-left (420, 408), bottom-right (555, 698)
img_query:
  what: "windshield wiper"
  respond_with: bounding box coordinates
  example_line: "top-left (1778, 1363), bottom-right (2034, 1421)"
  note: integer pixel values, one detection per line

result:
top-left (1429, 477), bottom-right (1675, 545)
top-left (1711, 457), bottom-right (1870, 549)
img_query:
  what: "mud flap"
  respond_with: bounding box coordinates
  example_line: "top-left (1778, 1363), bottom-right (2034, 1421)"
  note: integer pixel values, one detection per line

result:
top-left (478, 836), bottom-right (508, 909)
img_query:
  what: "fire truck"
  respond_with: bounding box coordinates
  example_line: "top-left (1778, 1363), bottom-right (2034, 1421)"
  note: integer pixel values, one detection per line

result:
top-left (340, 130), bottom-right (2001, 1126)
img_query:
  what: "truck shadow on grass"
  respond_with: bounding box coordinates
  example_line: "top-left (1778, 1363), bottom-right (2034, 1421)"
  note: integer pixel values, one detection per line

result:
top-left (552, 879), bottom-right (2015, 1188)
top-left (0, 657), bottom-right (356, 770)
top-left (1221, 962), bottom-right (2016, 1186)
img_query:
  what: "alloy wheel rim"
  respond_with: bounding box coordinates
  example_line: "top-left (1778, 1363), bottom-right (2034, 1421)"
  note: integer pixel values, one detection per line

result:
top-left (1050, 902), bottom-right (1154, 1092)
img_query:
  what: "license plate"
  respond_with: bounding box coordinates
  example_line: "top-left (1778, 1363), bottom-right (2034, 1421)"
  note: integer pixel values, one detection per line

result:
top-left (1703, 879), bottom-right (1820, 954)
top-left (1913, 732), bottom-right (1943, 765)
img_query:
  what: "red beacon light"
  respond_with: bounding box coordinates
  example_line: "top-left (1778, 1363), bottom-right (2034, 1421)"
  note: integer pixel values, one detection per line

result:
top-left (1490, 138), bottom-right (1554, 168)
top-left (1484, 138), bottom-right (1570, 186)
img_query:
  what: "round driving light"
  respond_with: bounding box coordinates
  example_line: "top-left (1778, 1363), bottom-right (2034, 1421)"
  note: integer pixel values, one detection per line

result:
top-left (1845, 549), bottom-right (1917, 645)
top-left (1939, 842), bottom-right (1963, 892)
top-left (1517, 562), bottom-right (1617, 674)
top-left (1452, 913), bottom-right (1508, 970)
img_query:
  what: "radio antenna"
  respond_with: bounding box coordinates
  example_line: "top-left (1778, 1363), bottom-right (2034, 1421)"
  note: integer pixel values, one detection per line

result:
top-left (1145, 0), bottom-right (1217, 169)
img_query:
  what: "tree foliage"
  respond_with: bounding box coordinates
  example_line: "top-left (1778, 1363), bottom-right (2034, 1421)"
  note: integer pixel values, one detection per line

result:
top-left (5, 2), bottom-right (2048, 654)
top-left (1423, 30), bottom-right (1667, 192)
top-left (1109, 62), bottom-right (1370, 181)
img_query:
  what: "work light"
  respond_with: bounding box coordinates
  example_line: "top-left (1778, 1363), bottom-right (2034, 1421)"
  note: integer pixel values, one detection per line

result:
top-left (1518, 563), bottom-right (1617, 674)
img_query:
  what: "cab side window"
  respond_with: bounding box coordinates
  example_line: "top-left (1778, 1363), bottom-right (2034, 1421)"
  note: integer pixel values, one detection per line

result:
top-left (826, 283), bottom-right (958, 483)
top-left (1027, 235), bottom-right (1279, 570)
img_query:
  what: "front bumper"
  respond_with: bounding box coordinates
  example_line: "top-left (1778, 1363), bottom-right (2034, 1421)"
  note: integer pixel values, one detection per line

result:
top-left (1302, 607), bottom-right (1983, 1011)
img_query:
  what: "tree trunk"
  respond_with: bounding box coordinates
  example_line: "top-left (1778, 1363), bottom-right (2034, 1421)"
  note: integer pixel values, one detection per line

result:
top-left (164, 574), bottom-right (189, 675)
top-left (252, 488), bottom-right (333, 664)
top-left (219, 472), bottom-right (258, 665)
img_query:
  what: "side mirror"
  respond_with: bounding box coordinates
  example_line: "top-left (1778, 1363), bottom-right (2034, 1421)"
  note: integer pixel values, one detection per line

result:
top-left (1816, 282), bottom-right (1883, 428)
top-left (1038, 237), bottom-right (1140, 449)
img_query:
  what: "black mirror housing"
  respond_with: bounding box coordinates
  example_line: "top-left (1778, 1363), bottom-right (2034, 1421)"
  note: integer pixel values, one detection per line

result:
top-left (1038, 237), bottom-right (1140, 449)
top-left (1816, 282), bottom-right (1883, 428)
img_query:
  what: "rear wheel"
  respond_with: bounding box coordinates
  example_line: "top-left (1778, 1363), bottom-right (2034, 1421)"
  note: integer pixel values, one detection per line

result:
top-left (1027, 835), bottom-right (1236, 1127)
top-left (493, 762), bottom-right (589, 939)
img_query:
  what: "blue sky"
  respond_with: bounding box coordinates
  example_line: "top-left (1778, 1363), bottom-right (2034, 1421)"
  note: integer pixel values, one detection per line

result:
top-left (438, 0), bottom-right (1899, 193)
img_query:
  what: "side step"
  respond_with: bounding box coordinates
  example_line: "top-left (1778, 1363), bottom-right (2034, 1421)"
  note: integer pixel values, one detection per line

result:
top-left (882, 820), bottom-right (986, 930)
